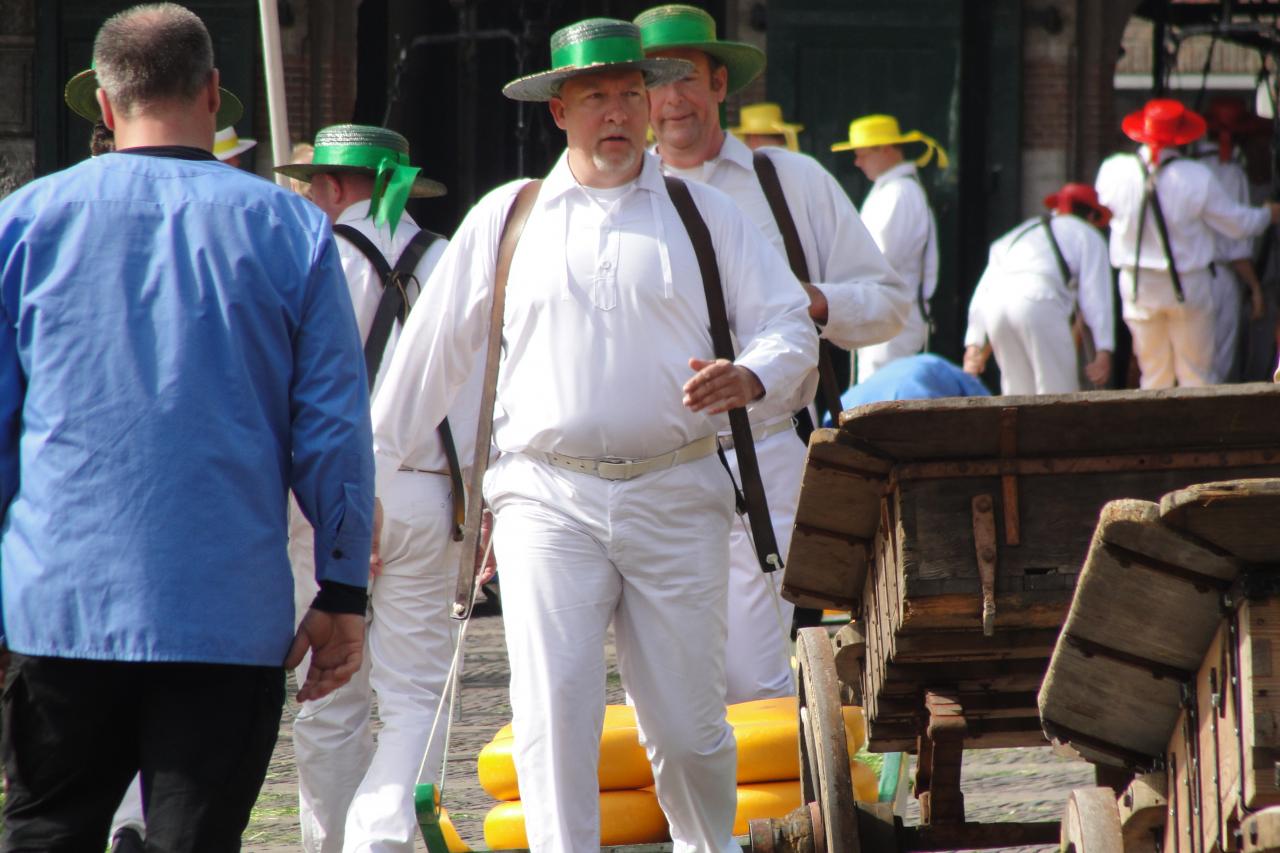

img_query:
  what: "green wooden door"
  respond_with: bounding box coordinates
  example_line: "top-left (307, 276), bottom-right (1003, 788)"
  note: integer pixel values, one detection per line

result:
top-left (36, 0), bottom-right (258, 175)
top-left (767, 0), bottom-right (1021, 362)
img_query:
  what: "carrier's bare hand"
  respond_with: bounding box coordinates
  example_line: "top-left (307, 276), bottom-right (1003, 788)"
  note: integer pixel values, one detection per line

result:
top-left (801, 282), bottom-right (828, 324)
top-left (476, 508), bottom-right (497, 587)
top-left (286, 611), bottom-right (365, 702)
top-left (962, 345), bottom-right (988, 376)
top-left (683, 358), bottom-right (764, 415)
top-left (1085, 350), bottom-right (1113, 386)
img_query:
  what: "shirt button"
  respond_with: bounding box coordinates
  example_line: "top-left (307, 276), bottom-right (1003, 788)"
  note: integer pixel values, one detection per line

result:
top-left (601, 261), bottom-right (612, 270)
top-left (332, 548), bottom-right (344, 559)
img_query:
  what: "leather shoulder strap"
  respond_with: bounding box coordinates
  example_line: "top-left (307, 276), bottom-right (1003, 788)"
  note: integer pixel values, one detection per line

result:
top-left (752, 151), bottom-right (845, 425)
top-left (664, 175), bottom-right (782, 573)
top-left (752, 150), bottom-right (810, 281)
top-left (1038, 214), bottom-right (1073, 289)
top-left (453, 179), bottom-right (543, 618)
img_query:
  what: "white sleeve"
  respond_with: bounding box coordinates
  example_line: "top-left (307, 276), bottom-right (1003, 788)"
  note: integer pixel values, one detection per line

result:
top-left (1213, 166), bottom-right (1257, 262)
top-left (1202, 171), bottom-right (1271, 242)
top-left (699, 185), bottom-right (819, 410)
top-left (1071, 224), bottom-right (1116, 353)
top-left (370, 184), bottom-right (519, 493)
top-left (805, 170), bottom-right (910, 350)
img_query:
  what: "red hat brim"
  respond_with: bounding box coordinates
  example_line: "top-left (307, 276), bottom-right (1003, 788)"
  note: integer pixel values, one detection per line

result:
top-left (1122, 107), bottom-right (1207, 148)
top-left (1208, 113), bottom-right (1272, 137)
top-left (1043, 191), bottom-right (1112, 230)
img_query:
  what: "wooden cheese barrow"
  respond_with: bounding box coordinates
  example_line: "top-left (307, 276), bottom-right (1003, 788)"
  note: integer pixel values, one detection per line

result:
top-left (748, 384), bottom-right (1280, 853)
top-left (1040, 478), bottom-right (1280, 853)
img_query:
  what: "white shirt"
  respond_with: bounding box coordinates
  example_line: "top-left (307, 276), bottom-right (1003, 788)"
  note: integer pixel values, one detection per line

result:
top-left (332, 200), bottom-right (448, 398)
top-left (334, 201), bottom-right (485, 489)
top-left (964, 213), bottom-right (1116, 351)
top-left (859, 161), bottom-right (939, 303)
top-left (658, 134), bottom-right (908, 357)
top-left (1095, 146), bottom-right (1270, 277)
top-left (1193, 143), bottom-right (1255, 264)
top-left (371, 151), bottom-right (817, 477)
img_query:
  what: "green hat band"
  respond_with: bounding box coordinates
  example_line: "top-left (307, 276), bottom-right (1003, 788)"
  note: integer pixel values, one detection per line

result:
top-left (638, 14), bottom-right (714, 46)
top-left (313, 143), bottom-right (420, 235)
top-left (551, 35), bottom-right (644, 70)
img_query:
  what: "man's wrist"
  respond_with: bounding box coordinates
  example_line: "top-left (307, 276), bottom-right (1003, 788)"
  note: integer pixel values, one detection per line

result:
top-left (311, 580), bottom-right (367, 615)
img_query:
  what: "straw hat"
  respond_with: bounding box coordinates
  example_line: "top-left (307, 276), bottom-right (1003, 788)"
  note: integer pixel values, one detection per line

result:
top-left (1121, 99), bottom-right (1206, 149)
top-left (213, 127), bottom-right (256, 162)
top-left (275, 125), bottom-right (446, 233)
top-left (63, 68), bottom-right (243, 131)
top-left (503, 18), bottom-right (691, 103)
top-left (635, 5), bottom-right (765, 95)
top-left (729, 103), bottom-right (803, 151)
top-left (831, 114), bottom-right (950, 169)
top-left (1043, 183), bottom-right (1111, 229)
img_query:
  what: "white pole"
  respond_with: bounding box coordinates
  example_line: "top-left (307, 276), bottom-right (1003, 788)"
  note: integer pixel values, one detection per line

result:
top-left (258, 0), bottom-right (292, 188)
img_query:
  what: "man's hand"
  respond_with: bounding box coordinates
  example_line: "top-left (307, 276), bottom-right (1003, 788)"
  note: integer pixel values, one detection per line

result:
top-left (962, 344), bottom-right (989, 376)
top-left (369, 497), bottom-right (384, 579)
top-left (1250, 284), bottom-right (1266, 322)
top-left (1268, 201), bottom-right (1280, 225)
top-left (285, 610), bottom-right (364, 703)
top-left (683, 358), bottom-right (764, 415)
top-left (801, 282), bottom-right (828, 324)
top-left (476, 508), bottom-right (498, 587)
top-left (1085, 349), bottom-right (1113, 387)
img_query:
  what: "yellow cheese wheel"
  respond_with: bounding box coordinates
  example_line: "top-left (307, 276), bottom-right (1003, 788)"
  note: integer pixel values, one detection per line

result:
top-left (733, 780), bottom-right (802, 835)
top-left (478, 707), bottom-right (653, 799)
top-left (850, 758), bottom-right (879, 804)
top-left (477, 700), bottom-right (870, 798)
top-left (729, 761), bottom-right (878, 836)
top-left (483, 790), bottom-right (670, 849)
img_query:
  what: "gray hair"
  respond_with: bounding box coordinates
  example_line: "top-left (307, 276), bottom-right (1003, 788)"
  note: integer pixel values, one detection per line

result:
top-left (93, 3), bottom-right (214, 116)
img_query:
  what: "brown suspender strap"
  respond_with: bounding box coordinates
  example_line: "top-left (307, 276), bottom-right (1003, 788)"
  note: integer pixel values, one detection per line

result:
top-left (665, 175), bottom-right (782, 573)
top-left (452, 179), bottom-right (543, 619)
top-left (752, 150), bottom-right (845, 421)
top-left (1133, 154), bottom-right (1186, 303)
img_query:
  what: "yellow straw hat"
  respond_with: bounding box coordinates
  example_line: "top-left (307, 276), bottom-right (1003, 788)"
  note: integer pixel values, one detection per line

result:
top-left (830, 114), bottom-right (949, 169)
top-left (729, 103), bottom-right (803, 152)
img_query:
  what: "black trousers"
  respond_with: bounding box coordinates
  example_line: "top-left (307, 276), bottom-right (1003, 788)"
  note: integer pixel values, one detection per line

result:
top-left (1, 653), bottom-right (285, 853)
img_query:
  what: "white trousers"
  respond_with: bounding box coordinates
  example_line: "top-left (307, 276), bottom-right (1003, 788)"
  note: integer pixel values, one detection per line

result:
top-left (1121, 268), bottom-right (1214, 389)
top-left (1210, 263), bottom-right (1244, 383)
top-left (294, 471), bottom-right (460, 853)
top-left (979, 275), bottom-right (1079, 395)
top-left (856, 302), bottom-right (929, 383)
top-left (488, 452), bottom-right (738, 853)
top-left (724, 427), bottom-right (804, 704)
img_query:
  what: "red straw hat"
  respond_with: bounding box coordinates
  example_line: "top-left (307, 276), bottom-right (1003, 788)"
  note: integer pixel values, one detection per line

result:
top-left (1121, 99), bottom-right (1207, 148)
top-left (1043, 182), bottom-right (1112, 229)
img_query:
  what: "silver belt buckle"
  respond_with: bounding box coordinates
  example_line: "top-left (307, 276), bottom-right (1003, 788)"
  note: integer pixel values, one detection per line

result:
top-left (596, 457), bottom-right (633, 480)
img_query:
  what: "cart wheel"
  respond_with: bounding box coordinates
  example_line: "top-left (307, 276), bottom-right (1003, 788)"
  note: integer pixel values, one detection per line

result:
top-left (1241, 806), bottom-right (1280, 853)
top-left (796, 626), bottom-right (858, 853)
top-left (1061, 787), bottom-right (1123, 853)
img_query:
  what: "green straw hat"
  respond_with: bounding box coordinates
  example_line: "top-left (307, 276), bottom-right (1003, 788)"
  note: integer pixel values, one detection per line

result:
top-left (502, 18), bottom-right (692, 102)
top-left (635, 5), bottom-right (765, 96)
top-left (63, 68), bottom-right (244, 131)
top-left (274, 124), bottom-right (446, 234)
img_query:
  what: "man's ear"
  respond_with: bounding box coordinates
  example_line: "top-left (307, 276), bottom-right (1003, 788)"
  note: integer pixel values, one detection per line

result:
top-left (207, 68), bottom-right (221, 117)
top-left (96, 89), bottom-right (116, 131)
top-left (711, 64), bottom-right (729, 105)
top-left (548, 96), bottom-right (567, 131)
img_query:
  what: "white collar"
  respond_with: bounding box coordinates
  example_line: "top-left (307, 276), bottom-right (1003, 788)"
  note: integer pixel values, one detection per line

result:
top-left (873, 160), bottom-right (918, 188)
top-left (335, 198), bottom-right (373, 225)
top-left (540, 148), bottom-right (665, 206)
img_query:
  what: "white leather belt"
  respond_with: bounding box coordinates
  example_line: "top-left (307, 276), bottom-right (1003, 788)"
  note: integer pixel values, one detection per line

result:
top-left (528, 434), bottom-right (718, 481)
top-left (716, 416), bottom-right (796, 452)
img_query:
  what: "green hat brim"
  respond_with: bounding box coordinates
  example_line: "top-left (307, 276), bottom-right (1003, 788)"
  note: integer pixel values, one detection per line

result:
top-left (643, 40), bottom-right (764, 95)
top-left (272, 163), bottom-right (448, 199)
top-left (502, 57), bottom-right (691, 102)
top-left (64, 68), bottom-right (244, 131)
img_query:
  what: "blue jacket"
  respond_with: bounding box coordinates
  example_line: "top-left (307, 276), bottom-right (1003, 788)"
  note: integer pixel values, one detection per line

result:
top-left (0, 150), bottom-right (374, 666)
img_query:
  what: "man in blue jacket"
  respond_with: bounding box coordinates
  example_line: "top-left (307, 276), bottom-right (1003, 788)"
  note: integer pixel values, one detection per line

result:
top-left (0, 5), bottom-right (375, 851)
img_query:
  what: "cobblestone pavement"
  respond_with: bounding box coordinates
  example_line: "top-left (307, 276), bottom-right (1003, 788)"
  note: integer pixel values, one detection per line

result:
top-left (245, 611), bottom-right (1096, 852)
